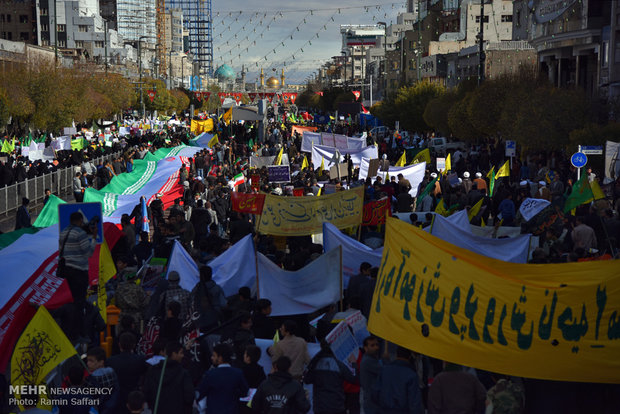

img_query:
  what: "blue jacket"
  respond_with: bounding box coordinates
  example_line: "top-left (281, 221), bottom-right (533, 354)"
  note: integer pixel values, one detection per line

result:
top-left (372, 359), bottom-right (424, 414)
top-left (197, 365), bottom-right (249, 414)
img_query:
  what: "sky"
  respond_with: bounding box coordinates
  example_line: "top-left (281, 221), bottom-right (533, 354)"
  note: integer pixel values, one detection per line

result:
top-left (210, 0), bottom-right (407, 84)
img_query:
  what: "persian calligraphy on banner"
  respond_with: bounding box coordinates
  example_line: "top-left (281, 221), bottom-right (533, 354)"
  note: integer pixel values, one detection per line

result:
top-left (368, 218), bottom-right (620, 384)
top-left (231, 192), bottom-right (266, 215)
top-left (362, 198), bottom-right (392, 226)
top-left (258, 186), bottom-right (364, 236)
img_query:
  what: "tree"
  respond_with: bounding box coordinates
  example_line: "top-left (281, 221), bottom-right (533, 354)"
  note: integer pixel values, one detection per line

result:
top-left (447, 94), bottom-right (479, 142)
top-left (423, 91), bottom-right (457, 136)
top-left (394, 81), bottom-right (445, 132)
top-left (169, 89), bottom-right (190, 113)
top-left (466, 79), bottom-right (507, 137)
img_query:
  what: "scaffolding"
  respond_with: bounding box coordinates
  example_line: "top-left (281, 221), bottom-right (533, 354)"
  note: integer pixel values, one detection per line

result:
top-left (167, 0), bottom-right (213, 76)
top-left (116, 0), bottom-right (156, 42)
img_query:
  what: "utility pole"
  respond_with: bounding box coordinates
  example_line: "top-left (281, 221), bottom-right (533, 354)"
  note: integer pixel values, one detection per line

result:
top-left (478, 0), bottom-right (485, 85)
top-left (104, 19), bottom-right (108, 75)
top-left (417, 0), bottom-right (422, 82)
top-left (53, 0), bottom-right (58, 65)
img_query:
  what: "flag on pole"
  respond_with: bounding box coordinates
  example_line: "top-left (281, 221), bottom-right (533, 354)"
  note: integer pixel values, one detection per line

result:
top-left (274, 147), bottom-right (284, 165)
top-left (317, 156), bottom-right (324, 174)
top-left (140, 196), bottom-right (149, 233)
top-left (487, 166), bottom-right (496, 197)
top-left (443, 153), bottom-right (451, 175)
top-left (410, 148), bottom-right (430, 165)
top-left (395, 150), bottom-right (407, 167)
top-left (207, 134), bottom-right (219, 148)
top-left (222, 106), bottom-right (233, 125)
top-left (434, 198), bottom-right (449, 216)
top-left (563, 174), bottom-right (594, 213)
top-left (229, 173), bottom-right (245, 190)
top-left (301, 155), bottom-right (309, 170)
top-left (468, 197), bottom-right (484, 222)
top-left (495, 160), bottom-right (510, 179)
top-left (10, 306), bottom-right (77, 401)
top-left (417, 176), bottom-right (438, 203)
top-left (590, 180), bottom-right (605, 200)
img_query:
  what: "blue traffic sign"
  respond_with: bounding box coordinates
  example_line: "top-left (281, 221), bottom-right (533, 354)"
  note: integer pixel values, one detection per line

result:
top-left (571, 152), bottom-right (588, 169)
top-left (58, 202), bottom-right (104, 244)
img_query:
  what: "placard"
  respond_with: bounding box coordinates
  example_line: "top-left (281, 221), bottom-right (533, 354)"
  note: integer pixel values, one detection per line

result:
top-left (267, 165), bottom-right (291, 183)
top-left (436, 157), bottom-right (446, 171)
top-left (367, 159), bottom-right (381, 178)
top-left (345, 311), bottom-right (371, 345)
top-left (326, 320), bottom-right (359, 363)
top-left (329, 163), bottom-right (349, 179)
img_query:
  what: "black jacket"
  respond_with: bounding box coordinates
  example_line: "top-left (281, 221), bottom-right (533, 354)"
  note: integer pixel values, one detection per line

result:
top-left (252, 371), bottom-right (310, 414)
top-left (144, 359), bottom-right (194, 414)
top-left (304, 350), bottom-right (358, 414)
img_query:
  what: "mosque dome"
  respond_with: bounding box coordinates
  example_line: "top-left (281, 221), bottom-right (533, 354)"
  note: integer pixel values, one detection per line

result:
top-left (266, 76), bottom-right (280, 88)
top-left (214, 64), bottom-right (236, 81)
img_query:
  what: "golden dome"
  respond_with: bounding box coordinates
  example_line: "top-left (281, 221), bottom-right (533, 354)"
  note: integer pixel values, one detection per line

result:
top-left (266, 76), bottom-right (280, 88)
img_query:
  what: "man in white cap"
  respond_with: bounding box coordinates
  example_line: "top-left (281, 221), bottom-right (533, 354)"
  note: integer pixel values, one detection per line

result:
top-left (462, 172), bottom-right (473, 194)
top-left (537, 181), bottom-right (551, 202)
top-left (473, 172), bottom-right (487, 195)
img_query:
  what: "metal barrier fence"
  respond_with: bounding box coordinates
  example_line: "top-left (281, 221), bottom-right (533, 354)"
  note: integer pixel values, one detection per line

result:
top-left (0, 151), bottom-right (121, 217)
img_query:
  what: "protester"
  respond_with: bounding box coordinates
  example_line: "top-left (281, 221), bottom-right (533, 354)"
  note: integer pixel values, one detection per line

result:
top-left (269, 320), bottom-right (311, 381)
top-left (86, 346), bottom-right (121, 414)
top-left (106, 332), bottom-right (149, 414)
top-left (360, 336), bottom-right (382, 414)
top-left (196, 343), bottom-right (250, 413)
top-left (427, 362), bottom-right (486, 414)
top-left (15, 197), bottom-right (31, 230)
top-left (372, 346), bottom-right (424, 414)
top-left (252, 356), bottom-right (311, 414)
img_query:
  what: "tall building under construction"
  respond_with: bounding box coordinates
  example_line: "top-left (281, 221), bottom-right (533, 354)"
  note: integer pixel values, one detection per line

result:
top-left (166, 0), bottom-right (213, 75)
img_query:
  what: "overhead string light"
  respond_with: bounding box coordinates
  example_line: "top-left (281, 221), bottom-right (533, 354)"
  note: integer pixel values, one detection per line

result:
top-left (216, 11), bottom-right (281, 65)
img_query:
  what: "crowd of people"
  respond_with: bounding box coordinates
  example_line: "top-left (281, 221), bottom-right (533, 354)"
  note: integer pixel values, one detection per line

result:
top-left (5, 112), bottom-right (620, 414)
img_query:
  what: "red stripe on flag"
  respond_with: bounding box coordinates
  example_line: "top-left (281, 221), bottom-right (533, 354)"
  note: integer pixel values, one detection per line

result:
top-left (0, 252), bottom-right (73, 371)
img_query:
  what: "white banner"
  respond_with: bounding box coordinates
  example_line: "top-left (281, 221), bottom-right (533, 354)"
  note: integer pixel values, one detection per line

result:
top-left (430, 214), bottom-right (532, 263)
top-left (311, 145), bottom-right (378, 170)
top-left (258, 247), bottom-right (342, 316)
top-left (323, 222), bottom-right (382, 288)
top-left (347, 136), bottom-right (366, 150)
top-left (519, 198), bottom-right (551, 222)
top-left (250, 155), bottom-right (276, 168)
top-left (359, 158), bottom-right (426, 197)
top-left (208, 234), bottom-right (257, 296)
top-left (605, 140), bottom-right (620, 182)
top-left (301, 132), bottom-right (322, 153)
top-left (51, 136), bottom-right (71, 150)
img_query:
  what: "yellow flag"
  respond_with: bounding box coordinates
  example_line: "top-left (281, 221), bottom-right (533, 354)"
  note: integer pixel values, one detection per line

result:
top-left (273, 330), bottom-right (280, 344)
top-left (11, 307), bottom-right (77, 401)
top-left (317, 187), bottom-right (322, 196)
top-left (495, 160), bottom-right (510, 179)
top-left (97, 241), bottom-right (116, 321)
top-left (395, 150), bottom-right (407, 167)
top-left (411, 148), bottom-right (431, 165)
top-left (468, 197), bottom-right (484, 222)
top-left (275, 147), bottom-right (284, 165)
top-left (208, 134), bottom-right (219, 148)
top-left (317, 156), bottom-right (324, 174)
top-left (480, 217), bottom-right (486, 227)
top-left (434, 198), bottom-right (448, 216)
top-left (301, 155), bottom-right (309, 170)
top-left (222, 106), bottom-right (233, 125)
top-left (443, 153), bottom-right (451, 175)
top-left (590, 180), bottom-right (605, 200)
top-left (486, 166), bottom-right (495, 179)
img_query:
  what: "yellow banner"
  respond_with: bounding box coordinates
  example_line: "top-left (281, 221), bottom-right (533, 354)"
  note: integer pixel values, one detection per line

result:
top-left (191, 119), bottom-right (214, 134)
top-left (369, 218), bottom-right (620, 384)
top-left (258, 186), bottom-right (364, 236)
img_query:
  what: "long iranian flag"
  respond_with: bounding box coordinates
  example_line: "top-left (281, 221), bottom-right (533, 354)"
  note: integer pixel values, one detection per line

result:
top-left (0, 144), bottom-right (200, 370)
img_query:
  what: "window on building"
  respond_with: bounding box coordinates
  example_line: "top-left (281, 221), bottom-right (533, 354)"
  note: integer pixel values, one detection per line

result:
top-left (78, 25), bottom-right (88, 32)
top-left (95, 41), bottom-right (104, 48)
top-left (516, 10), bottom-right (521, 28)
top-left (475, 16), bottom-right (489, 23)
top-left (501, 15), bottom-right (512, 22)
top-left (6, 14), bottom-right (11, 22)
top-left (20, 32), bottom-right (29, 40)
top-left (20, 15), bottom-right (28, 23)
top-left (41, 24), bottom-right (49, 32)
top-left (75, 40), bottom-right (84, 48)
top-left (40, 8), bottom-right (48, 16)
top-left (603, 41), bottom-right (609, 67)
top-left (58, 40), bottom-right (66, 47)
top-left (57, 24), bottom-right (66, 32)
top-left (42, 39), bottom-right (49, 45)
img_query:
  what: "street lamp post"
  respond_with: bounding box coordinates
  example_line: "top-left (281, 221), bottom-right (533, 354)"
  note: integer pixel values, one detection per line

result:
top-left (181, 55), bottom-right (187, 89)
top-left (377, 21), bottom-right (387, 99)
top-left (138, 36), bottom-right (152, 119)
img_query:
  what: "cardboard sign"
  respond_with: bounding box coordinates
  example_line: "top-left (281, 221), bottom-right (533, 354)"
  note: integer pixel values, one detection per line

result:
top-left (367, 158), bottom-right (381, 178)
top-left (326, 320), bottom-right (359, 363)
top-left (329, 163), bottom-right (349, 178)
top-left (267, 165), bottom-right (291, 183)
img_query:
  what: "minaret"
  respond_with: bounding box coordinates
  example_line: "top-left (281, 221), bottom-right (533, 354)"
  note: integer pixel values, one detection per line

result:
top-left (259, 68), bottom-right (265, 88)
top-left (280, 68), bottom-right (286, 88)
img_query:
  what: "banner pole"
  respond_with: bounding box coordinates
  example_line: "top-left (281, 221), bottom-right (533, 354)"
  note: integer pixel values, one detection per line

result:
top-left (339, 245), bottom-right (343, 312)
top-left (254, 236), bottom-right (260, 298)
top-left (153, 356), bottom-right (168, 414)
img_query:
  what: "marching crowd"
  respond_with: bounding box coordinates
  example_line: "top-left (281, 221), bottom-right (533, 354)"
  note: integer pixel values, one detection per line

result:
top-left (6, 114), bottom-right (620, 414)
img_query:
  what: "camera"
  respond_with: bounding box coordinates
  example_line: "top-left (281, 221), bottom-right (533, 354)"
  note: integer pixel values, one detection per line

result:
top-left (82, 215), bottom-right (100, 234)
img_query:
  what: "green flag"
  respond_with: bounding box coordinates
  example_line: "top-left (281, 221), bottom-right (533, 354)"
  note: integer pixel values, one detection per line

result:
top-left (417, 176), bottom-right (438, 203)
top-left (33, 194), bottom-right (67, 227)
top-left (563, 174), bottom-right (594, 213)
top-left (487, 167), bottom-right (496, 197)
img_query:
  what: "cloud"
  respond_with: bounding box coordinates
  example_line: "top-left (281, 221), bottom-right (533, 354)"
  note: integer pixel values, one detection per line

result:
top-left (211, 0), bottom-right (405, 82)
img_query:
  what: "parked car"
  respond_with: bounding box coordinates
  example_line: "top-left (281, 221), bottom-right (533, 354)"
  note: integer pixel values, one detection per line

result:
top-left (429, 137), bottom-right (467, 156)
top-left (370, 126), bottom-right (389, 139)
